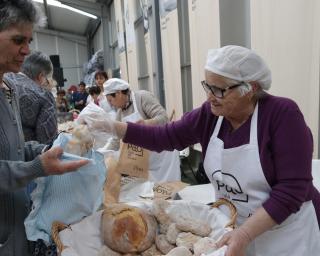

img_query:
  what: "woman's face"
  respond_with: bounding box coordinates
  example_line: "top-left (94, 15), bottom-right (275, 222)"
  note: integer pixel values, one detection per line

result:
top-left (0, 23), bottom-right (33, 75)
top-left (95, 75), bottom-right (106, 88)
top-left (107, 92), bottom-right (127, 109)
top-left (204, 70), bottom-right (251, 119)
top-left (91, 93), bottom-right (99, 101)
top-left (57, 93), bottom-right (65, 99)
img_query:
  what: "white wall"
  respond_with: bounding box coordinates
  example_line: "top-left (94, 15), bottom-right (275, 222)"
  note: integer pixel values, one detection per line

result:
top-left (188, 0), bottom-right (221, 109)
top-left (31, 29), bottom-right (88, 89)
top-left (251, 0), bottom-right (320, 157)
top-left (160, 9), bottom-right (184, 120)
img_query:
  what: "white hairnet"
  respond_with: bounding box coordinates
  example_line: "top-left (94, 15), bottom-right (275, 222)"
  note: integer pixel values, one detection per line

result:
top-left (103, 78), bottom-right (130, 95)
top-left (205, 45), bottom-right (272, 90)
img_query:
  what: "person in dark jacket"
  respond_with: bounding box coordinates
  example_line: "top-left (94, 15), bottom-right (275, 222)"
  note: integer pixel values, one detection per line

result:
top-left (0, 1), bottom-right (89, 255)
top-left (72, 81), bottom-right (88, 111)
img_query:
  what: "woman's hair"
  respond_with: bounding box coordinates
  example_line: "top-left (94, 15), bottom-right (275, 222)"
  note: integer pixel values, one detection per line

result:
top-left (21, 51), bottom-right (53, 80)
top-left (94, 70), bottom-right (108, 80)
top-left (79, 81), bottom-right (86, 87)
top-left (57, 89), bottom-right (66, 96)
top-left (89, 86), bottom-right (101, 96)
top-left (0, 0), bottom-right (46, 32)
top-left (223, 76), bottom-right (265, 98)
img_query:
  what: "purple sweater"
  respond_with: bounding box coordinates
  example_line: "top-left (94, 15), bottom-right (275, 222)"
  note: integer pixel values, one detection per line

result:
top-left (124, 93), bottom-right (320, 225)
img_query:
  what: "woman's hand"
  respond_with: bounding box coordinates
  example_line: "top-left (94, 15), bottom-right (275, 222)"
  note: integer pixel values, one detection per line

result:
top-left (77, 112), bottom-right (117, 136)
top-left (136, 119), bottom-right (154, 126)
top-left (216, 227), bottom-right (251, 256)
top-left (40, 147), bottom-right (89, 175)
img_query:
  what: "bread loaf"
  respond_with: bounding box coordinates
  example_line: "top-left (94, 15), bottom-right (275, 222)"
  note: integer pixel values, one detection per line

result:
top-left (102, 204), bottom-right (157, 253)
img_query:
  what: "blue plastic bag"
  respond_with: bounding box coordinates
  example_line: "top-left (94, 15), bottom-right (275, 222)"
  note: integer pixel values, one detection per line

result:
top-left (24, 133), bottom-right (107, 242)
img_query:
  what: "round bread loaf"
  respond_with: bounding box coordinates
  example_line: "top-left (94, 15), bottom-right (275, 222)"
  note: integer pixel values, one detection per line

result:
top-left (102, 204), bottom-right (157, 253)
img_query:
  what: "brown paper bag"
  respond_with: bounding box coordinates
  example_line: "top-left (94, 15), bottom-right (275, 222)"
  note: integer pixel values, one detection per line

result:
top-left (153, 181), bottom-right (189, 200)
top-left (116, 143), bottom-right (149, 179)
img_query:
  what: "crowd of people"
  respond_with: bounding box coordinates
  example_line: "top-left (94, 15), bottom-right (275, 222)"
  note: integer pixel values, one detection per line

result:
top-left (55, 72), bottom-right (109, 114)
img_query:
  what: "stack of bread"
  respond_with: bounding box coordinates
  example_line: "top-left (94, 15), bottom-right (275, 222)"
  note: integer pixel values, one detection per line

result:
top-left (99, 199), bottom-right (219, 256)
top-left (65, 124), bottom-right (94, 156)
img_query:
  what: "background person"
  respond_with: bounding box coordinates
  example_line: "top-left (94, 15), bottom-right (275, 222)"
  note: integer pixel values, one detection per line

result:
top-left (86, 70), bottom-right (108, 105)
top-left (56, 89), bottom-right (69, 113)
top-left (88, 85), bottom-right (101, 106)
top-left (5, 50), bottom-right (57, 144)
top-left (86, 70), bottom-right (113, 113)
top-left (72, 81), bottom-right (88, 112)
top-left (0, 1), bottom-right (89, 255)
top-left (85, 46), bottom-right (320, 256)
top-left (103, 78), bottom-right (180, 182)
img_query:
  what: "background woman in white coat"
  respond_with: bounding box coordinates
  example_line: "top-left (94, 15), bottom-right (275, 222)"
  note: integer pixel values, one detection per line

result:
top-left (103, 78), bottom-right (180, 182)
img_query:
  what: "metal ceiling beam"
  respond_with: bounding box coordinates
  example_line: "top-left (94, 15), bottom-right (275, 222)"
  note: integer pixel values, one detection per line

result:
top-left (85, 18), bottom-right (101, 38)
top-left (97, 0), bottom-right (113, 7)
top-left (35, 27), bottom-right (87, 45)
top-left (59, 0), bottom-right (102, 17)
top-left (101, 4), bottom-right (111, 70)
top-left (43, 0), bottom-right (53, 29)
top-left (60, 0), bottom-right (100, 11)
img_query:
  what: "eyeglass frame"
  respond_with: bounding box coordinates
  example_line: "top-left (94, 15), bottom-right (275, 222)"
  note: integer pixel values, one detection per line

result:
top-left (201, 80), bottom-right (245, 98)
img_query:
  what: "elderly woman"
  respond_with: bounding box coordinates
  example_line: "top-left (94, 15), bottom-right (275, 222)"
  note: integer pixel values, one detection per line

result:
top-left (0, 1), bottom-right (88, 255)
top-left (86, 46), bottom-right (320, 255)
top-left (103, 78), bottom-right (180, 182)
top-left (6, 50), bottom-right (57, 144)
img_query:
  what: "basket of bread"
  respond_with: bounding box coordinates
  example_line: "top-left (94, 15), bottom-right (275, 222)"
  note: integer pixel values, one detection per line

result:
top-left (52, 198), bottom-right (236, 256)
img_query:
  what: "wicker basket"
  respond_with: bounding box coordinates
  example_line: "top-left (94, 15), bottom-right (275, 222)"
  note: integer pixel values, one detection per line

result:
top-left (52, 198), bottom-right (237, 255)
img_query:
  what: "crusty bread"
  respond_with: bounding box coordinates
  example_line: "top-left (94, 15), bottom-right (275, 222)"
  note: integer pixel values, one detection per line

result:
top-left (102, 204), bottom-right (157, 253)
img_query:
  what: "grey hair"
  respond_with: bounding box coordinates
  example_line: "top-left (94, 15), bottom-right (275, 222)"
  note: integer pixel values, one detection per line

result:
top-left (0, 0), bottom-right (46, 32)
top-left (21, 51), bottom-right (53, 80)
top-left (224, 77), bottom-right (265, 98)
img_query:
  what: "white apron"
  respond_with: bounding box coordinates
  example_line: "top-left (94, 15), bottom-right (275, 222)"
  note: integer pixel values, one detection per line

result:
top-left (204, 103), bottom-right (320, 256)
top-left (122, 92), bottom-right (180, 182)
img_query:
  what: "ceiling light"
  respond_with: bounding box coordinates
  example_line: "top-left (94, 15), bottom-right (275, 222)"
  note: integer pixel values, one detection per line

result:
top-left (33, 0), bottom-right (98, 19)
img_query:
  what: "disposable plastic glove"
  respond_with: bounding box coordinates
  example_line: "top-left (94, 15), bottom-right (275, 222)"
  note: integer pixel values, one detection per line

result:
top-left (77, 103), bottom-right (117, 137)
top-left (77, 113), bottom-right (117, 137)
top-left (215, 227), bottom-right (251, 256)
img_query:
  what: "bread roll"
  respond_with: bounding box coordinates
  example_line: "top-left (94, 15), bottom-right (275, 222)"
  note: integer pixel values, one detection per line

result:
top-left (65, 124), bottom-right (94, 156)
top-left (165, 246), bottom-right (192, 256)
top-left (102, 204), bottom-right (157, 253)
top-left (193, 237), bottom-right (217, 256)
top-left (175, 216), bottom-right (212, 237)
top-left (155, 234), bottom-right (175, 254)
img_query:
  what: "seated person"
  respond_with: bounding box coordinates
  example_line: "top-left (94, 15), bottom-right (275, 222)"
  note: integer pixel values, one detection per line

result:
top-left (56, 89), bottom-right (69, 113)
top-left (72, 81), bottom-right (88, 111)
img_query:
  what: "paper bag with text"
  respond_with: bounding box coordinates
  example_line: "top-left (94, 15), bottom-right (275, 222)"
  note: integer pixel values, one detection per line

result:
top-left (116, 143), bottom-right (149, 179)
top-left (153, 181), bottom-right (189, 200)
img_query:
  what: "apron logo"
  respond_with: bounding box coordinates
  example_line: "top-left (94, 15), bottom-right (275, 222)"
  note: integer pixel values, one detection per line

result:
top-left (212, 170), bottom-right (249, 203)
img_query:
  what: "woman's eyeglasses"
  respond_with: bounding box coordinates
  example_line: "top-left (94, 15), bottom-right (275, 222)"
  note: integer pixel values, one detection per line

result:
top-left (201, 80), bottom-right (244, 98)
